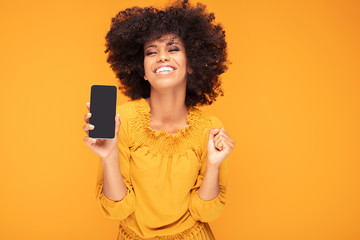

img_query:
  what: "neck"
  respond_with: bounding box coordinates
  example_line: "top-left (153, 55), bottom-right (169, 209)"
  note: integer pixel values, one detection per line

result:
top-left (145, 89), bottom-right (188, 126)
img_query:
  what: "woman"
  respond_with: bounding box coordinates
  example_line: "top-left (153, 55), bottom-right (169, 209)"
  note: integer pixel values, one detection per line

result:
top-left (83, 0), bottom-right (235, 239)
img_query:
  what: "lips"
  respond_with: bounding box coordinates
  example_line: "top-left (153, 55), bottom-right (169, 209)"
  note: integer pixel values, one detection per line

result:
top-left (153, 64), bottom-right (176, 73)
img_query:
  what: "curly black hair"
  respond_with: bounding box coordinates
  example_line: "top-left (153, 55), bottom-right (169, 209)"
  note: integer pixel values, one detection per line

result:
top-left (104, 0), bottom-right (230, 107)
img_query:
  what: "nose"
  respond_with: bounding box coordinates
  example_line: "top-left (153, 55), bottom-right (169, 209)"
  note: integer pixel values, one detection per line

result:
top-left (157, 49), bottom-right (170, 62)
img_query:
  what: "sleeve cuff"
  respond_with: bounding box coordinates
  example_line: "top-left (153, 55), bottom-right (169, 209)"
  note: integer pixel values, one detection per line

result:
top-left (192, 190), bottom-right (223, 206)
top-left (189, 189), bottom-right (225, 222)
top-left (96, 184), bottom-right (135, 220)
top-left (99, 189), bottom-right (128, 207)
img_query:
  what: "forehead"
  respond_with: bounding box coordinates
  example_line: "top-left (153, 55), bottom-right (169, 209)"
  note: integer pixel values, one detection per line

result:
top-left (144, 34), bottom-right (182, 47)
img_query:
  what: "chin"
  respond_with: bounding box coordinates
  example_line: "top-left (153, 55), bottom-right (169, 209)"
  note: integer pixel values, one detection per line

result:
top-left (151, 81), bottom-right (185, 90)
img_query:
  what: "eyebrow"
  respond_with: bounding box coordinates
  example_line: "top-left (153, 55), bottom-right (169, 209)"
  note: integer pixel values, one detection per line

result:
top-left (145, 41), bottom-right (179, 49)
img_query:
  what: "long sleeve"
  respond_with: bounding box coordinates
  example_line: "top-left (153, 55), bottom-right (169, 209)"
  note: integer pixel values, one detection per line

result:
top-left (188, 115), bottom-right (229, 222)
top-left (94, 105), bottom-right (136, 220)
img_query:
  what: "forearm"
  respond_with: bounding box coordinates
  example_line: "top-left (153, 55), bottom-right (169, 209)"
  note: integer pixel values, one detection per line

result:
top-left (101, 152), bottom-right (127, 201)
top-left (198, 163), bottom-right (220, 201)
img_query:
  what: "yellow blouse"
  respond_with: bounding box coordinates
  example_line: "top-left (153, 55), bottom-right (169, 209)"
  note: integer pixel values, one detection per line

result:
top-left (95, 98), bottom-right (228, 239)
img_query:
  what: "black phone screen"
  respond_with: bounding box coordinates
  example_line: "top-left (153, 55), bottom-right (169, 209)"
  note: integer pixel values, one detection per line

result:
top-left (89, 85), bottom-right (117, 139)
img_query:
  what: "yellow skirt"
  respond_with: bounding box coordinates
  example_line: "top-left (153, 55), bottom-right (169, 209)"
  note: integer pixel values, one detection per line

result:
top-left (117, 221), bottom-right (216, 240)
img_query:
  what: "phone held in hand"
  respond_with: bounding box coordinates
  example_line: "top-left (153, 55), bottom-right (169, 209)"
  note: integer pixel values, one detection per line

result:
top-left (89, 85), bottom-right (117, 139)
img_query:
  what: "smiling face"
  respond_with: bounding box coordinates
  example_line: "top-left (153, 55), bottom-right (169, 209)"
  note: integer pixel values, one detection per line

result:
top-left (143, 34), bottom-right (192, 91)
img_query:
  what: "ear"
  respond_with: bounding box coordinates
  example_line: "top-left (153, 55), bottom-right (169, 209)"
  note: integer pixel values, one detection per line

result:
top-left (187, 65), bottom-right (193, 74)
top-left (144, 75), bottom-right (148, 81)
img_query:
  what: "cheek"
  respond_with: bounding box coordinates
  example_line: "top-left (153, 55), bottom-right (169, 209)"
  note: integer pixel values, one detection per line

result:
top-left (182, 57), bottom-right (189, 70)
top-left (176, 55), bottom-right (188, 70)
top-left (143, 59), bottom-right (151, 74)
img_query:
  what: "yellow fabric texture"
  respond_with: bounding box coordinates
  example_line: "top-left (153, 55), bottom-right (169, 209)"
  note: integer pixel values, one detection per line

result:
top-left (95, 98), bottom-right (228, 239)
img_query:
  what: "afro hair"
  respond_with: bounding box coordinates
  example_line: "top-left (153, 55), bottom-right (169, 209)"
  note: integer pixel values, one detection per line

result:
top-left (105, 0), bottom-right (230, 107)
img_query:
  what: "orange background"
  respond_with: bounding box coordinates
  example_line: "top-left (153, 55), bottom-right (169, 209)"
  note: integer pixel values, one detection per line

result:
top-left (1, 0), bottom-right (359, 239)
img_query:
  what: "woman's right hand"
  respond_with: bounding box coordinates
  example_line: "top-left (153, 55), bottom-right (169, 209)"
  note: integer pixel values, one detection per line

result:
top-left (83, 102), bottom-right (121, 161)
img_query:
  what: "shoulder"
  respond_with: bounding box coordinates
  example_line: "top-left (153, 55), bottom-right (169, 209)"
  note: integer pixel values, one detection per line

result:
top-left (191, 107), bottom-right (224, 150)
top-left (115, 99), bottom-right (144, 145)
top-left (116, 98), bottom-right (143, 119)
top-left (193, 108), bottom-right (225, 154)
top-left (191, 107), bottom-right (224, 130)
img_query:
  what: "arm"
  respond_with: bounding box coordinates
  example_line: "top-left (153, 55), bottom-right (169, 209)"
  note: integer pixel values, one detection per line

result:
top-left (188, 156), bottom-right (228, 222)
top-left (95, 106), bottom-right (135, 220)
top-left (198, 164), bottom-right (220, 201)
top-left (198, 125), bottom-right (234, 201)
top-left (189, 115), bottom-right (231, 222)
top-left (101, 151), bottom-right (127, 201)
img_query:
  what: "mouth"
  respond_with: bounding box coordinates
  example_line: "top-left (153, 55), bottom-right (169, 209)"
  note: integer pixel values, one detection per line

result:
top-left (154, 65), bottom-right (177, 74)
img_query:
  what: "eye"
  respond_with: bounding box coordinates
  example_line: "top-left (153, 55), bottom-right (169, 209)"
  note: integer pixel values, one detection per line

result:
top-left (145, 51), bottom-right (156, 56)
top-left (169, 48), bottom-right (180, 52)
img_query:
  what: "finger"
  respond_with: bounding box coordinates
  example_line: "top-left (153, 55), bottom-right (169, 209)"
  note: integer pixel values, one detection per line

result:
top-left (219, 127), bottom-right (231, 138)
top-left (215, 129), bottom-right (235, 147)
top-left (83, 124), bottom-right (88, 135)
top-left (215, 137), bottom-right (233, 152)
top-left (83, 136), bottom-right (96, 146)
top-left (223, 139), bottom-right (234, 154)
top-left (219, 127), bottom-right (228, 134)
top-left (86, 102), bottom-right (90, 111)
top-left (213, 133), bottom-right (224, 149)
top-left (208, 128), bottom-right (219, 141)
top-left (84, 112), bottom-right (92, 123)
top-left (214, 132), bottom-right (233, 151)
top-left (220, 134), bottom-right (233, 145)
top-left (213, 131), bottom-right (224, 143)
top-left (83, 123), bottom-right (95, 135)
top-left (115, 114), bottom-right (121, 135)
top-left (221, 136), bottom-right (234, 150)
top-left (214, 138), bottom-right (224, 151)
top-left (218, 128), bottom-right (232, 142)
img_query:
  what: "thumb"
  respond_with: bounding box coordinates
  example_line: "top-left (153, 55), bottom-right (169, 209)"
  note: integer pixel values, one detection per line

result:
top-left (114, 114), bottom-right (121, 136)
top-left (208, 128), bottom-right (219, 141)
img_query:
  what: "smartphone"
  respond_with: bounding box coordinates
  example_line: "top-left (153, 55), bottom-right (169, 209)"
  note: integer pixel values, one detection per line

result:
top-left (89, 85), bottom-right (117, 139)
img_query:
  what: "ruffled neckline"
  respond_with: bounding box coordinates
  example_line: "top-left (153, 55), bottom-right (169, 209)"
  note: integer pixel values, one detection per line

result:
top-left (138, 97), bottom-right (195, 138)
top-left (130, 98), bottom-right (207, 155)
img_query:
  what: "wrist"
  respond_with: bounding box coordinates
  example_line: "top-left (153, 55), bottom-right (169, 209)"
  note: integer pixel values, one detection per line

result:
top-left (101, 150), bottom-right (119, 166)
top-left (206, 162), bottom-right (220, 171)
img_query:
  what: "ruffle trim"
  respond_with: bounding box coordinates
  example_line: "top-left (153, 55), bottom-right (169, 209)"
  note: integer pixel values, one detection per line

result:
top-left (188, 189), bottom-right (226, 222)
top-left (192, 189), bottom-right (226, 207)
top-left (130, 98), bottom-right (210, 156)
top-left (118, 220), bottom-right (205, 240)
top-left (96, 181), bottom-right (136, 220)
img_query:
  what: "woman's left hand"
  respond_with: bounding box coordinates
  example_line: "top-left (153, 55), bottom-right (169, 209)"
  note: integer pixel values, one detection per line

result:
top-left (207, 127), bottom-right (235, 167)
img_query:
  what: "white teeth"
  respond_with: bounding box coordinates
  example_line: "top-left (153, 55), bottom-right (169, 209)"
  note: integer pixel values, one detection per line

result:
top-left (155, 67), bottom-right (174, 73)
